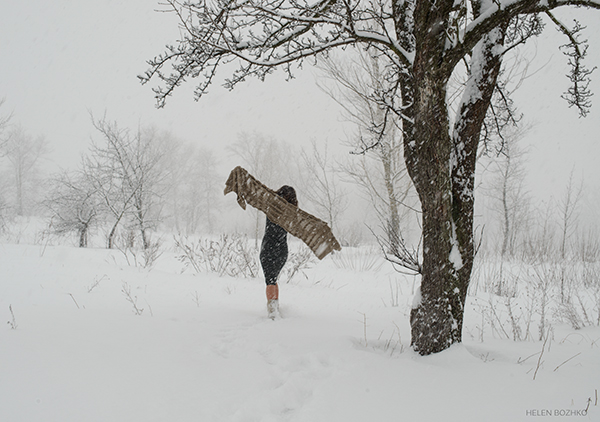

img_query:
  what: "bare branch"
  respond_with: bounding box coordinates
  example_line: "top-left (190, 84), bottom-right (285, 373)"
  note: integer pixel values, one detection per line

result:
top-left (546, 13), bottom-right (596, 117)
top-left (449, 0), bottom-right (600, 72)
top-left (370, 224), bottom-right (422, 274)
top-left (140, 0), bottom-right (413, 107)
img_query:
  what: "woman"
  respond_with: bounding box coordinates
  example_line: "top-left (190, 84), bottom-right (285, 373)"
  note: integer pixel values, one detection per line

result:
top-left (259, 185), bottom-right (298, 319)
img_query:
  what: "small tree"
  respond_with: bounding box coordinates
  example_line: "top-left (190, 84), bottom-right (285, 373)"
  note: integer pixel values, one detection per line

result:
top-left (87, 118), bottom-right (170, 249)
top-left (300, 139), bottom-right (347, 237)
top-left (187, 147), bottom-right (221, 234)
top-left (318, 49), bottom-right (417, 250)
top-left (165, 142), bottom-right (221, 234)
top-left (485, 127), bottom-right (530, 259)
top-left (0, 98), bottom-right (11, 147)
top-left (479, 127), bottom-right (531, 295)
top-left (0, 98), bottom-right (11, 229)
top-left (558, 169), bottom-right (582, 261)
top-left (45, 171), bottom-right (99, 247)
top-left (3, 125), bottom-right (49, 216)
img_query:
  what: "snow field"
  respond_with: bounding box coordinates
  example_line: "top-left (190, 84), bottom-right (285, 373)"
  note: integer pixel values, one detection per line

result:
top-left (1, 241), bottom-right (599, 422)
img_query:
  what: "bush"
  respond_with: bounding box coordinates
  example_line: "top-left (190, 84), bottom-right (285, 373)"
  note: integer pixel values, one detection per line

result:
top-left (174, 234), bottom-right (259, 278)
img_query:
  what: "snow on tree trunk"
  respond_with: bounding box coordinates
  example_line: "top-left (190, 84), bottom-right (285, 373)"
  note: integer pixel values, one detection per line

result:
top-left (402, 12), bottom-right (506, 355)
top-left (404, 72), bottom-right (461, 354)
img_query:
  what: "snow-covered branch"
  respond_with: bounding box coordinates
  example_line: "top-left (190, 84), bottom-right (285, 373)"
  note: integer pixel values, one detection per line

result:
top-left (448, 0), bottom-right (600, 69)
top-left (546, 12), bottom-right (597, 117)
top-left (139, 0), bottom-right (413, 107)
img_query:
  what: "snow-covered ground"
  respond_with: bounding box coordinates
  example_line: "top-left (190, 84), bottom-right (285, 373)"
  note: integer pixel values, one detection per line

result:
top-left (1, 229), bottom-right (599, 421)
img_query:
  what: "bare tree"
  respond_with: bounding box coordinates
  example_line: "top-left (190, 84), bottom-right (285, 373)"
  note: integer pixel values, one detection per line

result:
top-left (87, 118), bottom-right (170, 249)
top-left (85, 122), bottom-right (135, 249)
top-left (82, 152), bottom-right (132, 249)
top-left (479, 127), bottom-right (530, 295)
top-left (45, 170), bottom-right (99, 247)
top-left (0, 98), bottom-right (11, 148)
top-left (522, 201), bottom-right (558, 262)
top-left (186, 147), bottom-right (221, 234)
top-left (140, 0), bottom-right (600, 354)
top-left (166, 142), bottom-right (221, 234)
top-left (0, 98), bottom-right (12, 229)
top-left (485, 127), bottom-right (530, 258)
top-left (3, 125), bottom-right (49, 216)
top-left (318, 49), bottom-right (417, 251)
top-left (558, 168), bottom-right (582, 260)
top-left (300, 139), bottom-right (347, 236)
top-left (126, 126), bottom-right (171, 249)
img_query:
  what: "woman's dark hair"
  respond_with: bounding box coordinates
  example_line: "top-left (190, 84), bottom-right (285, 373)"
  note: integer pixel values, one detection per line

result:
top-left (276, 185), bottom-right (298, 207)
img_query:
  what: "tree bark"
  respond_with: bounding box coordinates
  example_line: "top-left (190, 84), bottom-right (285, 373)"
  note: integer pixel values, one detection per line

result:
top-left (79, 225), bottom-right (88, 248)
top-left (401, 4), bottom-right (506, 355)
top-left (107, 209), bottom-right (126, 249)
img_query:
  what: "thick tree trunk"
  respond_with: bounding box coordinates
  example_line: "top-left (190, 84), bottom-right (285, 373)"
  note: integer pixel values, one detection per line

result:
top-left (405, 72), bottom-right (462, 354)
top-left (79, 225), bottom-right (88, 248)
top-left (397, 2), bottom-right (462, 355)
top-left (399, 3), bottom-right (505, 355)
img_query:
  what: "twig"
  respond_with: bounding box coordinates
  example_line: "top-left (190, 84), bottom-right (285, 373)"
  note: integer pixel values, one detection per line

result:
top-left (191, 291), bottom-right (201, 307)
top-left (7, 305), bottom-right (17, 330)
top-left (68, 293), bottom-right (81, 309)
top-left (389, 279), bottom-right (400, 307)
top-left (533, 327), bottom-right (551, 380)
top-left (87, 275), bottom-right (107, 293)
top-left (553, 352), bottom-right (581, 372)
top-left (121, 283), bottom-right (144, 316)
top-left (144, 299), bottom-right (154, 317)
top-left (517, 351), bottom-right (541, 364)
top-left (393, 322), bottom-right (405, 354)
top-left (359, 312), bottom-right (368, 347)
top-left (488, 298), bottom-right (510, 339)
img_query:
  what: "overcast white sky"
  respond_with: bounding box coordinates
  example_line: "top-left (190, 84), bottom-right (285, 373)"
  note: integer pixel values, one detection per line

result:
top-left (0, 1), bottom-right (347, 165)
top-left (1, 1), bottom-right (599, 218)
